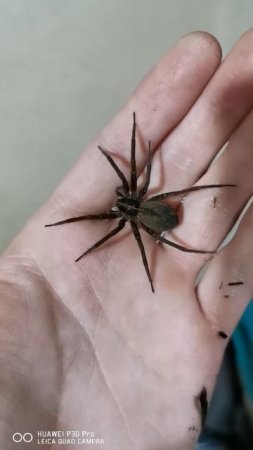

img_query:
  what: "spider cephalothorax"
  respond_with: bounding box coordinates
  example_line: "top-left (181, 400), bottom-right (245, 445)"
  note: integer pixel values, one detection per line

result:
top-left (45, 113), bottom-right (234, 292)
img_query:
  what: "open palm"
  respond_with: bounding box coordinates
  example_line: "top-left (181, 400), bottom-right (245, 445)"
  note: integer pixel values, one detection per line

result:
top-left (1, 31), bottom-right (253, 450)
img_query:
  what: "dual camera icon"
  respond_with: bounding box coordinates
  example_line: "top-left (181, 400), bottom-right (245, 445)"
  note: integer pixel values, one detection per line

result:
top-left (12, 432), bottom-right (33, 443)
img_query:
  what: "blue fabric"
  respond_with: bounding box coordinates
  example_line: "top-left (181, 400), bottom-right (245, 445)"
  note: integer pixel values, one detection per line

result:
top-left (232, 300), bottom-right (253, 447)
top-left (232, 301), bottom-right (253, 403)
top-left (195, 301), bottom-right (253, 449)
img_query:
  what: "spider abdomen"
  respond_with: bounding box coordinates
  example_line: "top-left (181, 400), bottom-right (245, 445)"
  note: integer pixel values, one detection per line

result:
top-left (138, 200), bottom-right (179, 233)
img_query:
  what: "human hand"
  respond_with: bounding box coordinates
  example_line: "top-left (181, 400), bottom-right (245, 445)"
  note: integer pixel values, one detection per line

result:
top-left (1, 30), bottom-right (253, 450)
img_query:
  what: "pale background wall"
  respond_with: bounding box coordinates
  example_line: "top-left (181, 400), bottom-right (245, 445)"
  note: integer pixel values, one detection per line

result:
top-left (0, 0), bottom-right (252, 252)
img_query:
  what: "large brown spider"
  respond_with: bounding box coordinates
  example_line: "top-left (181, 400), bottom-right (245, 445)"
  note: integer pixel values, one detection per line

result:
top-left (45, 113), bottom-right (234, 292)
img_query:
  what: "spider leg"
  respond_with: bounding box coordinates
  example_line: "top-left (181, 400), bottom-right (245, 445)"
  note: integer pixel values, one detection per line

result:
top-left (130, 112), bottom-right (137, 193)
top-left (138, 140), bottom-right (152, 197)
top-left (115, 186), bottom-right (125, 197)
top-left (158, 235), bottom-right (216, 254)
top-left (98, 146), bottom-right (129, 194)
top-left (131, 221), bottom-right (154, 293)
top-left (149, 184), bottom-right (236, 202)
top-left (142, 223), bottom-right (216, 254)
top-left (75, 218), bottom-right (126, 262)
top-left (45, 211), bottom-right (119, 227)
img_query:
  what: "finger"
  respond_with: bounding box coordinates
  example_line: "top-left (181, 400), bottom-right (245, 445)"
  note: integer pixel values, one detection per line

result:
top-left (196, 202), bottom-right (253, 339)
top-left (149, 28), bottom-right (253, 191)
top-left (47, 32), bottom-right (221, 216)
top-left (172, 105), bottom-right (253, 259)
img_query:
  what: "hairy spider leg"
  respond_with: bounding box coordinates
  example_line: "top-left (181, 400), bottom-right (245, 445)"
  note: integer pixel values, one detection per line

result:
top-left (45, 211), bottom-right (119, 227)
top-left (75, 218), bottom-right (126, 262)
top-left (138, 140), bottom-right (152, 198)
top-left (131, 221), bottom-right (154, 293)
top-left (149, 184), bottom-right (236, 202)
top-left (141, 223), bottom-right (216, 254)
top-left (98, 146), bottom-right (129, 194)
top-left (130, 112), bottom-right (137, 193)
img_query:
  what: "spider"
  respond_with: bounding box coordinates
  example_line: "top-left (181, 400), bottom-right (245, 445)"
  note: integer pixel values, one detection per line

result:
top-left (45, 113), bottom-right (235, 292)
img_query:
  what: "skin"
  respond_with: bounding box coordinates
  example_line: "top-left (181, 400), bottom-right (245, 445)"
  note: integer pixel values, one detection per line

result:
top-left (1, 30), bottom-right (253, 450)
